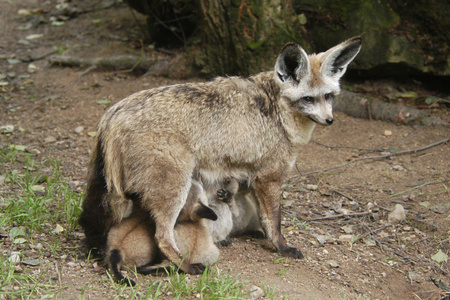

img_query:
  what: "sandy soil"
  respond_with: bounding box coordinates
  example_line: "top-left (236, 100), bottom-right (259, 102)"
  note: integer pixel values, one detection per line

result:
top-left (1, 1), bottom-right (449, 299)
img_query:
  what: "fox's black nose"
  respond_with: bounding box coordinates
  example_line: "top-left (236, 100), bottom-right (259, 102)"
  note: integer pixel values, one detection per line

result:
top-left (326, 118), bottom-right (334, 125)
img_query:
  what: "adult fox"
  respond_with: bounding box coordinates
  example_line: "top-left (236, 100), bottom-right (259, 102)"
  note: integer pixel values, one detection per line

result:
top-left (79, 36), bottom-right (362, 274)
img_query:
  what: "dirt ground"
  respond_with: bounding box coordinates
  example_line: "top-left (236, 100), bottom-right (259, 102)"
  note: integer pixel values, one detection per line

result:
top-left (1, 1), bottom-right (449, 299)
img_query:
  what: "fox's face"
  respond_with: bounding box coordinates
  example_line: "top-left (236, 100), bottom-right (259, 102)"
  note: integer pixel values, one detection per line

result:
top-left (274, 37), bottom-right (362, 126)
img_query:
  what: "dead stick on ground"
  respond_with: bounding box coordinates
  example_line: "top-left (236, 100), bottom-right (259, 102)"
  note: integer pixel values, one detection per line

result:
top-left (292, 137), bottom-right (449, 179)
top-left (353, 224), bottom-right (392, 244)
top-left (302, 211), bottom-right (371, 222)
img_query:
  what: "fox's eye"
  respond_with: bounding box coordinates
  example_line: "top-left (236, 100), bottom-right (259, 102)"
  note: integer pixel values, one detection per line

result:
top-left (302, 96), bottom-right (314, 104)
top-left (324, 93), bottom-right (334, 100)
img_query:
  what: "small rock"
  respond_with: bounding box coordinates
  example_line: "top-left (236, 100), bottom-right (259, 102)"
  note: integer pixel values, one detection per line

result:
top-left (315, 234), bottom-right (333, 244)
top-left (408, 272), bottom-right (422, 283)
top-left (9, 252), bottom-right (21, 264)
top-left (283, 200), bottom-right (294, 208)
top-left (341, 225), bottom-right (353, 234)
top-left (74, 126), bottom-right (84, 134)
top-left (0, 175), bottom-right (5, 185)
top-left (327, 260), bottom-right (339, 268)
top-left (15, 265), bottom-right (24, 273)
top-left (306, 184), bottom-right (318, 191)
top-left (384, 130), bottom-right (392, 136)
top-left (44, 136), bottom-right (57, 143)
top-left (67, 262), bottom-right (79, 268)
top-left (430, 204), bottom-right (449, 214)
top-left (249, 286), bottom-right (264, 299)
top-left (388, 204), bottom-right (406, 224)
top-left (338, 235), bottom-right (353, 243)
top-left (68, 180), bottom-right (80, 191)
top-left (392, 165), bottom-right (404, 171)
top-left (0, 125), bottom-right (14, 133)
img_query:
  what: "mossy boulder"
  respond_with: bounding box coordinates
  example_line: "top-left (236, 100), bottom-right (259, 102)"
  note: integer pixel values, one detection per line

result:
top-left (296, 0), bottom-right (449, 76)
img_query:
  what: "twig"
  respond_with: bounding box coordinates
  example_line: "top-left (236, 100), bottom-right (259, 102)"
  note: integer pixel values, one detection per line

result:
top-left (312, 140), bottom-right (384, 152)
top-left (390, 180), bottom-right (445, 198)
top-left (331, 189), bottom-right (363, 204)
top-left (352, 224), bottom-right (392, 244)
top-left (301, 211), bottom-right (371, 221)
top-left (77, 65), bottom-right (97, 80)
top-left (292, 137), bottom-right (449, 178)
top-left (412, 237), bottom-right (432, 245)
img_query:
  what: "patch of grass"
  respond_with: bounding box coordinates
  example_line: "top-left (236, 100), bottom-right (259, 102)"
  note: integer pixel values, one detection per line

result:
top-left (0, 255), bottom-right (63, 298)
top-left (0, 141), bottom-right (83, 298)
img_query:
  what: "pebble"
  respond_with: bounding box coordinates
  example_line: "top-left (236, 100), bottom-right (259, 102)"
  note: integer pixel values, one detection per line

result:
top-left (249, 285), bottom-right (264, 299)
top-left (306, 184), bottom-right (318, 191)
top-left (388, 204), bottom-right (406, 224)
top-left (338, 235), bottom-right (353, 243)
top-left (9, 252), bottom-right (21, 264)
top-left (384, 130), bottom-right (392, 136)
top-left (0, 125), bottom-right (14, 133)
top-left (44, 136), bottom-right (57, 143)
top-left (74, 126), bottom-right (84, 134)
top-left (327, 260), bottom-right (339, 268)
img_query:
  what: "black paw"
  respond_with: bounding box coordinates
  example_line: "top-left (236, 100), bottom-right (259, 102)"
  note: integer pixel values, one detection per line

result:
top-left (218, 238), bottom-right (232, 247)
top-left (247, 230), bottom-right (265, 239)
top-left (118, 277), bottom-right (136, 287)
top-left (281, 247), bottom-right (304, 259)
top-left (217, 189), bottom-right (231, 202)
top-left (187, 263), bottom-right (206, 275)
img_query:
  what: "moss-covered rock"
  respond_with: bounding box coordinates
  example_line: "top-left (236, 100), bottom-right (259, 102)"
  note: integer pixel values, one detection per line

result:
top-left (296, 0), bottom-right (449, 76)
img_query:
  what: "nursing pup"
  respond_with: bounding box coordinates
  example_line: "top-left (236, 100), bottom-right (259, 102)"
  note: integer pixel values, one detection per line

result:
top-left (79, 36), bottom-right (362, 273)
top-left (105, 180), bottom-right (219, 286)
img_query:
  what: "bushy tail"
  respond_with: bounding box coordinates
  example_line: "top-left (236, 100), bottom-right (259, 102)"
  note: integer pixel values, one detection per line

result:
top-left (78, 137), bottom-right (111, 254)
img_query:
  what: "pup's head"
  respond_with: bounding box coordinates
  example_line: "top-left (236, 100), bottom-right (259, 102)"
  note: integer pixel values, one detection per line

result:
top-left (274, 36), bottom-right (362, 126)
top-left (178, 180), bottom-right (218, 223)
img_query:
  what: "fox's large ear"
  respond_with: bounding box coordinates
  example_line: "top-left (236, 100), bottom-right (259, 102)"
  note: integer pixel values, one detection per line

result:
top-left (320, 36), bottom-right (362, 79)
top-left (195, 202), bottom-right (218, 221)
top-left (275, 43), bottom-right (310, 83)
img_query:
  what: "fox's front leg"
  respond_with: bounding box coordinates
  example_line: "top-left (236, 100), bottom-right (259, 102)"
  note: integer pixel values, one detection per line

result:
top-left (253, 175), bottom-right (304, 259)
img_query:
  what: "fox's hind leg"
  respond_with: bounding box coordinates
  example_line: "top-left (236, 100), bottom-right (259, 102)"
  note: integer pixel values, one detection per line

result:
top-left (133, 145), bottom-right (204, 274)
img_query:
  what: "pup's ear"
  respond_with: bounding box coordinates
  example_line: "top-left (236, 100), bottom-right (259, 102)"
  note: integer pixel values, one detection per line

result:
top-left (195, 202), bottom-right (218, 221)
top-left (275, 43), bottom-right (310, 83)
top-left (320, 36), bottom-right (362, 79)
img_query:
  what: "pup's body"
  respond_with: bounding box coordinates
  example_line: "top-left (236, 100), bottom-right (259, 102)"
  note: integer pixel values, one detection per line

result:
top-left (80, 37), bottom-right (362, 273)
top-left (206, 178), bottom-right (239, 246)
top-left (105, 180), bottom-right (219, 286)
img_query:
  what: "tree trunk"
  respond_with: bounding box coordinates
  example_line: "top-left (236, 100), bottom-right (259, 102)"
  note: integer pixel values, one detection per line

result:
top-left (196, 0), bottom-right (307, 76)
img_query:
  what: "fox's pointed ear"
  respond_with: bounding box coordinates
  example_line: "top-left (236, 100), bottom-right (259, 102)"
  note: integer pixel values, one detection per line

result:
top-left (195, 202), bottom-right (218, 221)
top-left (320, 36), bottom-right (362, 79)
top-left (275, 43), bottom-right (310, 83)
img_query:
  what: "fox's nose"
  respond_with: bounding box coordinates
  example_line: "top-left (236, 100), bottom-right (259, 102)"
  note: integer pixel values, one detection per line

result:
top-left (326, 118), bottom-right (334, 125)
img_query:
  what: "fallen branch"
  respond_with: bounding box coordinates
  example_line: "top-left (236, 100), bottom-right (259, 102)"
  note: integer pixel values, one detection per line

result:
top-left (48, 53), bottom-right (196, 78)
top-left (301, 211), bottom-right (371, 222)
top-left (335, 90), bottom-right (447, 126)
top-left (291, 137), bottom-right (449, 179)
top-left (48, 54), bottom-right (169, 73)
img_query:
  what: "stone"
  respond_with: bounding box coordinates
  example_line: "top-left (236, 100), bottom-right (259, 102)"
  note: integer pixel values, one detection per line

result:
top-left (388, 204), bottom-right (406, 224)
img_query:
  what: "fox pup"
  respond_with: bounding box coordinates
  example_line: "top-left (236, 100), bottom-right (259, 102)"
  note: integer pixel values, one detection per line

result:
top-left (105, 180), bottom-right (219, 286)
top-left (79, 36), bottom-right (362, 273)
top-left (205, 178), bottom-right (239, 246)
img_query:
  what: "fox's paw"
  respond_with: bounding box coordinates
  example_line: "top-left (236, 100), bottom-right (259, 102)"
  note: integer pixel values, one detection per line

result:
top-left (217, 189), bottom-right (231, 202)
top-left (281, 247), bottom-right (304, 259)
top-left (118, 277), bottom-right (136, 287)
top-left (187, 263), bottom-right (206, 275)
top-left (218, 238), bottom-right (232, 247)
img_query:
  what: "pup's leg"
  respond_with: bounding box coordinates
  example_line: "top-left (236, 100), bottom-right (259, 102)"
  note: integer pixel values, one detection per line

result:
top-left (108, 249), bottom-right (136, 287)
top-left (253, 176), bottom-right (304, 259)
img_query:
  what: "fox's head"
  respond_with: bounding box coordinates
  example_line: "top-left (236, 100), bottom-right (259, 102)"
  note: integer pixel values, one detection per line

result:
top-left (274, 36), bottom-right (362, 126)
